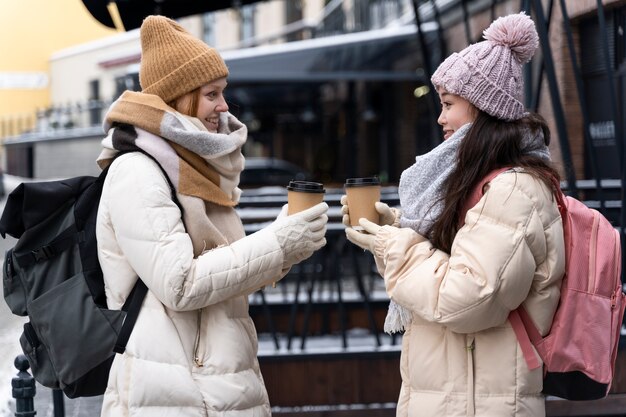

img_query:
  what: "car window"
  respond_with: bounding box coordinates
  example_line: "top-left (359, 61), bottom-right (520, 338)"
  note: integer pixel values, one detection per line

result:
top-left (240, 166), bottom-right (307, 187)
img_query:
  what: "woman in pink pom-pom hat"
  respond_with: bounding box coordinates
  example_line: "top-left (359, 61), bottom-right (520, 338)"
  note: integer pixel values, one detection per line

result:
top-left (342, 12), bottom-right (565, 416)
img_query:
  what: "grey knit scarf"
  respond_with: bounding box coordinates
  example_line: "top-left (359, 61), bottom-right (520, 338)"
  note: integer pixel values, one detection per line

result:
top-left (384, 122), bottom-right (551, 334)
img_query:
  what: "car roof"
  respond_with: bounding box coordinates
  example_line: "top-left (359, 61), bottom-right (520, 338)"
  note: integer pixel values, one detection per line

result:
top-left (244, 157), bottom-right (305, 171)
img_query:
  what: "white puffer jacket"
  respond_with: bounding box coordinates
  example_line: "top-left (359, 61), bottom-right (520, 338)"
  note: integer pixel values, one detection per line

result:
top-left (373, 171), bottom-right (565, 417)
top-left (96, 152), bottom-right (284, 417)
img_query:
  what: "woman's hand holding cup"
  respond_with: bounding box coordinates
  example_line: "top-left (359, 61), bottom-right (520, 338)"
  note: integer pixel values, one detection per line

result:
top-left (341, 176), bottom-right (400, 229)
top-left (343, 177), bottom-right (381, 231)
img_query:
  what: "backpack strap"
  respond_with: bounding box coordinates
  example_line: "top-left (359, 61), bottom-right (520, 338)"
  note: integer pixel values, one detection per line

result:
top-left (114, 279), bottom-right (148, 354)
top-left (459, 167), bottom-right (511, 227)
top-left (15, 227), bottom-right (85, 266)
top-left (116, 149), bottom-right (183, 215)
top-left (548, 175), bottom-right (568, 219)
top-left (137, 150), bottom-right (183, 214)
top-left (510, 177), bottom-right (566, 371)
top-left (108, 150), bottom-right (179, 354)
top-left (509, 308), bottom-right (542, 370)
top-left (464, 167), bottom-right (544, 371)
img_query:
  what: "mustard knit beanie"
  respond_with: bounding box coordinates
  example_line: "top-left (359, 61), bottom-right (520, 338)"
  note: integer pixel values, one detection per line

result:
top-left (431, 12), bottom-right (538, 121)
top-left (139, 15), bottom-right (229, 103)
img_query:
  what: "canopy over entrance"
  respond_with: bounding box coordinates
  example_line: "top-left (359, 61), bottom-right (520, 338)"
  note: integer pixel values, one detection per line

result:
top-left (82, 0), bottom-right (268, 30)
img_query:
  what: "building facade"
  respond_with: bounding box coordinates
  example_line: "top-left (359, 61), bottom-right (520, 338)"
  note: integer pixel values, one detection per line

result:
top-left (3, 0), bottom-right (625, 189)
top-left (0, 0), bottom-right (116, 137)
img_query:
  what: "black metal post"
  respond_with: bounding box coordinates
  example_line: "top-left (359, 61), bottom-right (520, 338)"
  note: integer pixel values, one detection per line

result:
top-left (334, 238), bottom-right (348, 349)
top-left (460, 0), bottom-right (472, 43)
top-left (52, 390), bottom-right (65, 417)
top-left (596, 0), bottom-right (626, 259)
top-left (559, 0), bottom-right (605, 212)
top-left (346, 81), bottom-right (357, 177)
top-left (412, 0), bottom-right (443, 145)
top-left (12, 355), bottom-right (36, 417)
top-left (350, 246), bottom-right (381, 347)
top-left (411, 0), bottom-right (434, 77)
top-left (300, 258), bottom-right (318, 350)
top-left (529, 0), bottom-right (554, 113)
top-left (520, 0), bottom-right (532, 112)
top-left (286, 264), bottom-right (305, 350)
top-left (596, 0), bottom-right (623, 164)
top-left (257, 289), bottom-right (280, 350)
top-left (531, 0), bottom-right (578, 197)
top-left (431, 0), bottom-right (446, 60)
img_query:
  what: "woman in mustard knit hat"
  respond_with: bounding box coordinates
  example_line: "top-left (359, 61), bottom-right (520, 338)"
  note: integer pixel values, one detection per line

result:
top-left (342, 13), bottom-right (565, 416)
top-left (96, 15), bottom-right (328, 416)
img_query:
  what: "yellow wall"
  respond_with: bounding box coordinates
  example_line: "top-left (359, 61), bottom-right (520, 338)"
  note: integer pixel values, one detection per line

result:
top-left (0, 0), bottom-right (117, 134)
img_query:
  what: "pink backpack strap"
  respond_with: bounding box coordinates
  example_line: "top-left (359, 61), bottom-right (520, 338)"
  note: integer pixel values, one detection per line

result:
top-left (459, 167), bottom-right (511, 227)
top-left (509, 308), bottom-right (542, 370)
top-left (463, 167), bottom-right (545, 371)
top-left (510, 177), bottom-right (565, 372)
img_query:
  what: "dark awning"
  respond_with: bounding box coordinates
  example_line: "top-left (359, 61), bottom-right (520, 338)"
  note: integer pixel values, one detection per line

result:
top-left (82, 0), bottom-right (268, 30)
top-left (221, 24), bottom-right (436, 83)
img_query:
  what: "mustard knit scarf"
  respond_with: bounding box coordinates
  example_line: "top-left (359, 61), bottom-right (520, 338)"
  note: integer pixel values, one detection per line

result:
top-left (97, 91), bottom-right (248, 256)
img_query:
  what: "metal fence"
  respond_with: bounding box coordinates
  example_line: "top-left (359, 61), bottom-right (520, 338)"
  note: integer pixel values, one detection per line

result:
top-left (0, 100), bottom-right (113, 140)
top-left (239, 186), bottom-right (402, 352)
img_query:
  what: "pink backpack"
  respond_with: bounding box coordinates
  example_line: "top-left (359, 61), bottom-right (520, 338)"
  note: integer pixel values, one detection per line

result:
top-left (467, 169), bottom-right (626, 400)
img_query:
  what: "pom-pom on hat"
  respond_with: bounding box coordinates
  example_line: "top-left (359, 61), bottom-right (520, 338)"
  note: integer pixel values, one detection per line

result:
top-left (139, 15), bottom-right (229, 103)
top-left (431, 12), bottom-right (539, 121)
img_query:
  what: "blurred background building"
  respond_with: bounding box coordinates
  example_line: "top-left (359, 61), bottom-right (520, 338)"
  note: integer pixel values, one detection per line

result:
top-left (0, 0), bottom-right (116, 145)
top-left (2, 1), bottom-right (626, 416)
top-left (3, 0), bottom-right (625, 189)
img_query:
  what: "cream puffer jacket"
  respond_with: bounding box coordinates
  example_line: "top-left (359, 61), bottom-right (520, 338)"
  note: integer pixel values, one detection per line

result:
top-left (96, 153), bottom-right (284, 417)
top-left (373, 171), bottom-right (565, 417)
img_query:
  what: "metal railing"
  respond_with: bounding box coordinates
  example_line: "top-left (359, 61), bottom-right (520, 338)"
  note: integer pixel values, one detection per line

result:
top-left (1, 100), bottom-right (112, 141)
top-left (315, 0), bottom-right (411, 37)
top-left (239, 186), bottom-right (402, 352)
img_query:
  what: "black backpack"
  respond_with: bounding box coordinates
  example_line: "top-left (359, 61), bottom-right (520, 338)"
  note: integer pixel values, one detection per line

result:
top-left (0, 153), bottom-right (176, 398)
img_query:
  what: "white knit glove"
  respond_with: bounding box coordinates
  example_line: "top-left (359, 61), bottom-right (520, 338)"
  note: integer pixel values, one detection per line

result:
top-left (340, 195), bottom-right (400, 228)
top-left (266, 202), bottom-right (329, 269)
top-left (345, 218), bottom-right (381, 253)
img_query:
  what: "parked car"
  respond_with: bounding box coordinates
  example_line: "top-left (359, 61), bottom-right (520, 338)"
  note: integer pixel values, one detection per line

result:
top-left (0, 169), bottom-right (4, 198)
top-left (239, 157), bottom-right (311, 188)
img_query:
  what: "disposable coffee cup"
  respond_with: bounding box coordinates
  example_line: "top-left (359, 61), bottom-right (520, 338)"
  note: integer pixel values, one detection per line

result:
top-left (345, 177), bottom-right (381, 230)
top-left (287, 181), bottom-right (325, 215)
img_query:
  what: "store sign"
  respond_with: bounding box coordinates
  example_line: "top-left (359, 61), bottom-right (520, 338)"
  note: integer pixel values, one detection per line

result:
top-left (0, 72), bottom-right (49, 89)
top-left (589, 120), bottom-right (616, 146)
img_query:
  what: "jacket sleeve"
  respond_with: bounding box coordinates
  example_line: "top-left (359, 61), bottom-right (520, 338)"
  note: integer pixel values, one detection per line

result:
top-left (374, 174), bottom-right (554, 333)
top-left (103, 153), bottom-right (285, 311)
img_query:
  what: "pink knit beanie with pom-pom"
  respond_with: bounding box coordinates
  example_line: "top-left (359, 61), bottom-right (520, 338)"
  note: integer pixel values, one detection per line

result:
top-left (431, 12), bottom-right (539, 121)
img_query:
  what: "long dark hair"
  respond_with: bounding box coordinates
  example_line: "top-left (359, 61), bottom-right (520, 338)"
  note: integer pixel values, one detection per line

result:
top-left (429, 111), bottom-right (561, 253)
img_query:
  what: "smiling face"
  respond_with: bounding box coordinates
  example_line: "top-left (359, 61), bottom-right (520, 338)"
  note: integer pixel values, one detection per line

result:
top-left (437, 88), bottom-right (477, 140)
top-left (173, 77), bottom-right (229, 132)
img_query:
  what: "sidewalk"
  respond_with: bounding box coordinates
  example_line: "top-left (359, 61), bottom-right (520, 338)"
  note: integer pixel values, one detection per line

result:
top-left (32, 385), bottom-right (103, 417)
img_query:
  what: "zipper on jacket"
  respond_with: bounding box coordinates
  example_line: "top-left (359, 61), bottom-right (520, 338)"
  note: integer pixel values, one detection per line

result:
top-left (466, 335), bottom-right (476, 417)
top-left (193, 309), bottom-right (203, 367)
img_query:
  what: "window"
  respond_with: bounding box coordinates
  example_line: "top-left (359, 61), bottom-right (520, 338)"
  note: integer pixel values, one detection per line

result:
top-left (114, 74), bottom-right (140, 99)
top-left (203, 12), bottom-right (216, 46)
top-left (240, 4), bottom-right (256, 41)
